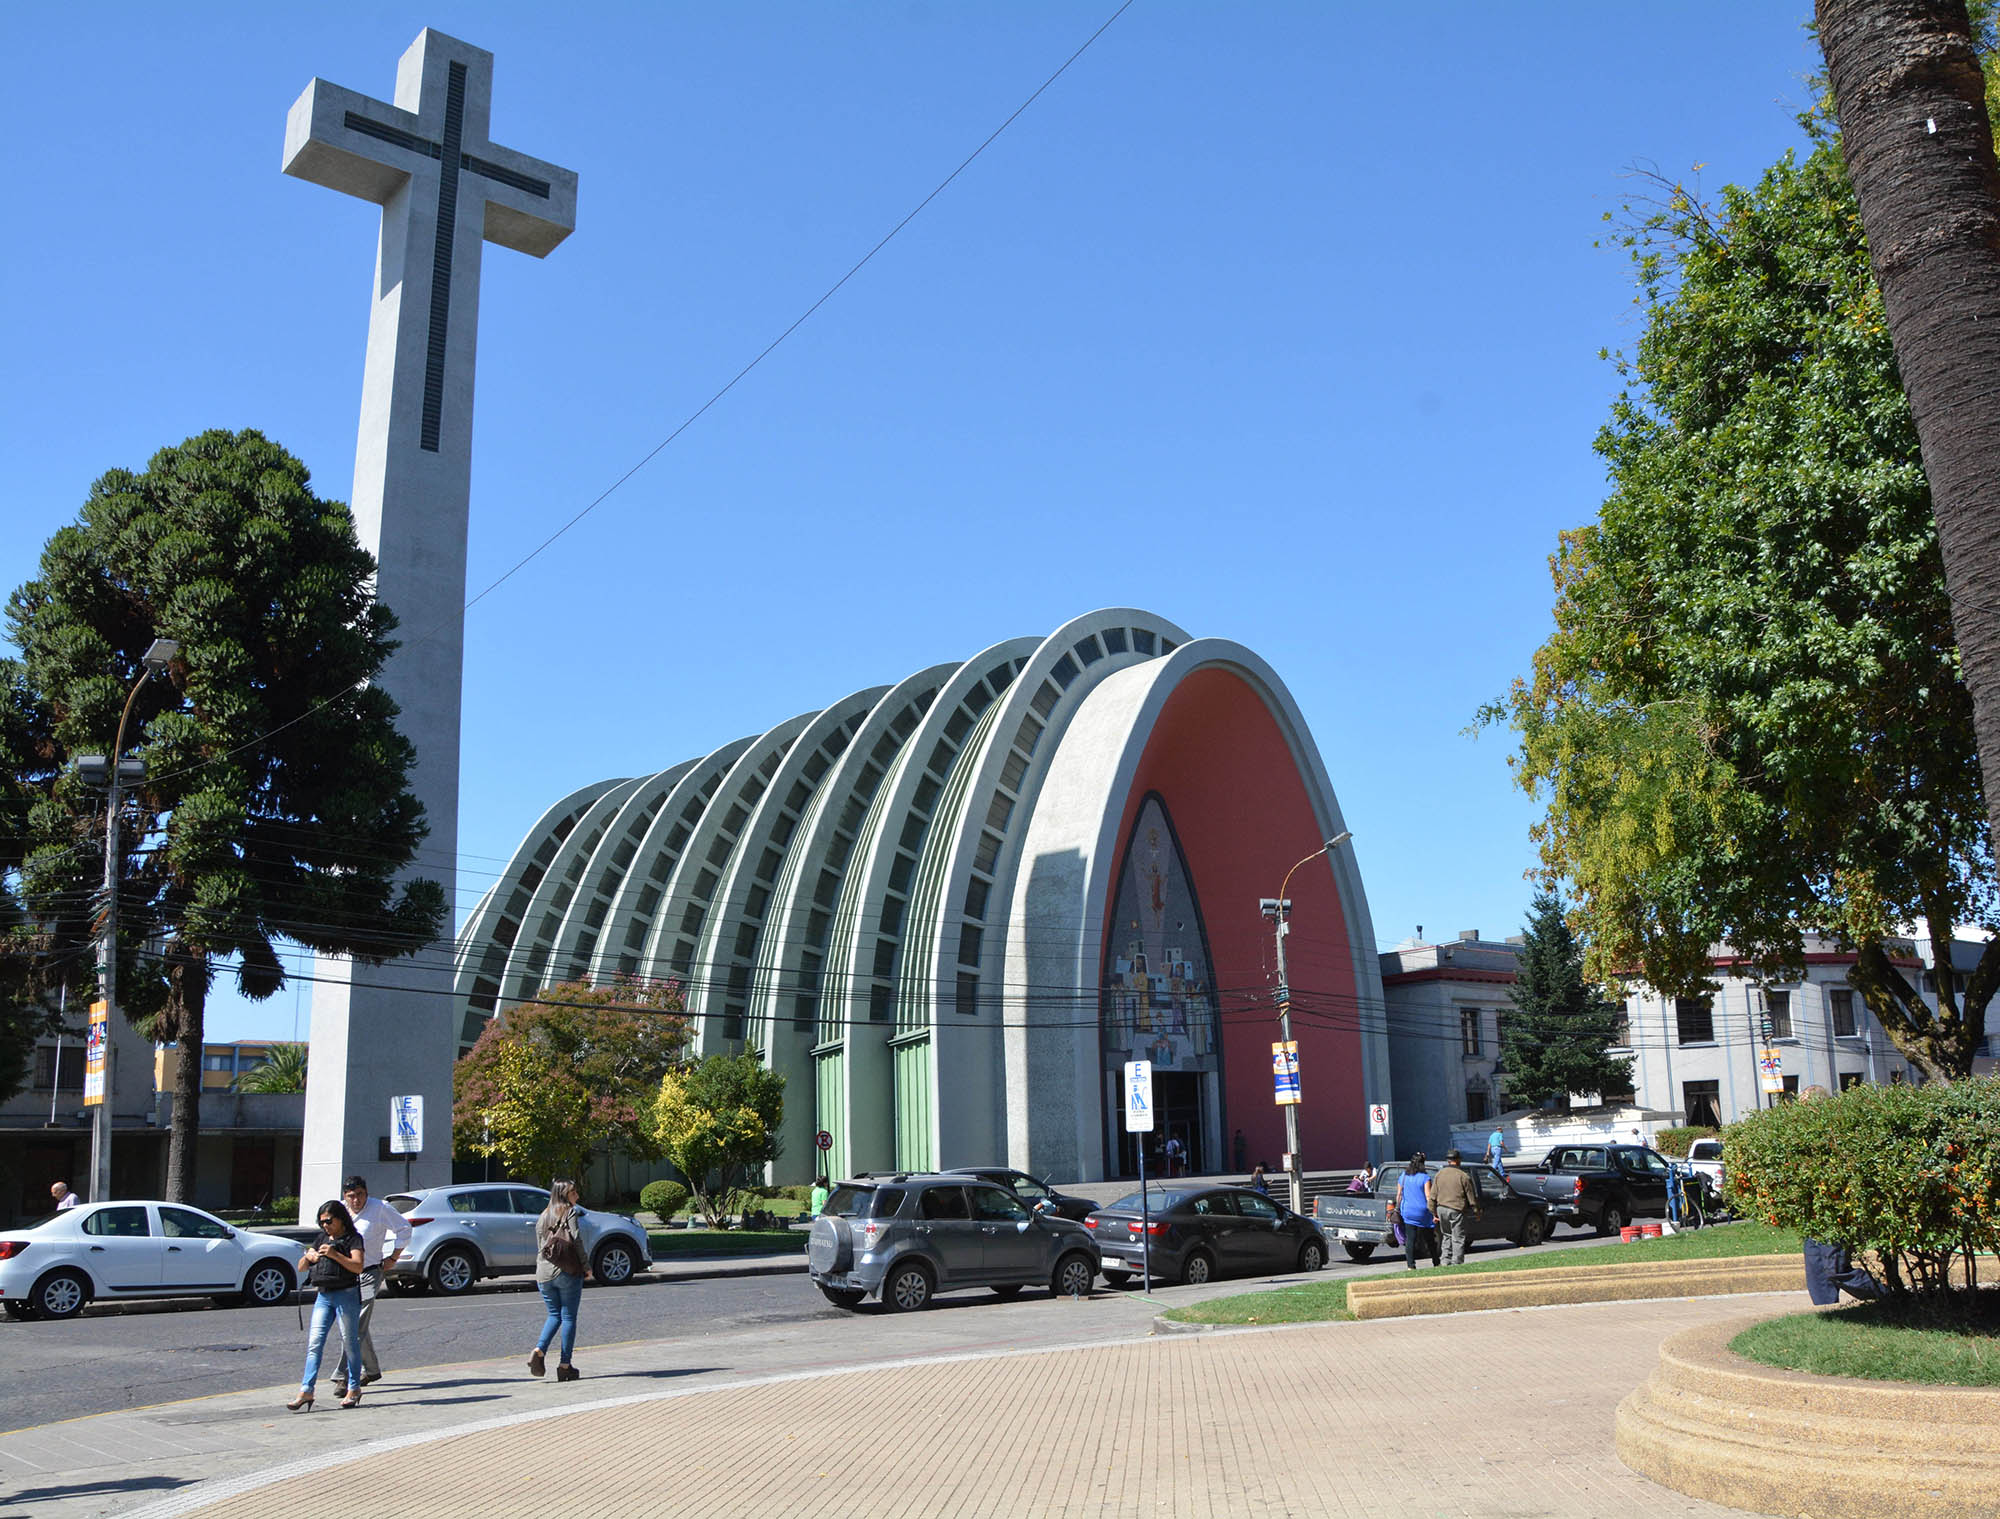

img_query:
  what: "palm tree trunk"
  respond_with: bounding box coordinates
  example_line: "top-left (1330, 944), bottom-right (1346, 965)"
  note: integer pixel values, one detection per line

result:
top-left (165, 952), bottom-right (207, 1203)
top-left (1818, 0), bottom-right (2000, 860)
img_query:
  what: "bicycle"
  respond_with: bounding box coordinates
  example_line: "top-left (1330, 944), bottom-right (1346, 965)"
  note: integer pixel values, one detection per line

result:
top-left (1666, 1162), bottom-right (1708, 1230)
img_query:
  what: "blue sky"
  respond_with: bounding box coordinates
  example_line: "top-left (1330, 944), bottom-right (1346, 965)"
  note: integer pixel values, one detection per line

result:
top-left (3, 4), bottom-right (1824, 1042)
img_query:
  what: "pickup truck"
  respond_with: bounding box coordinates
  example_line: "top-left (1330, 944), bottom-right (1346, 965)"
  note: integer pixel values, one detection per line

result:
top-left (1506, 1142), bottom-right (1673, 1234)
top-left (1312, 1162), bottom-right (1551, 1261)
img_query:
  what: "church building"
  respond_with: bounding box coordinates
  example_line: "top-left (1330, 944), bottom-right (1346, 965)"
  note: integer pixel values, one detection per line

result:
top-left (452, 609), bottom-right (1387, 1184)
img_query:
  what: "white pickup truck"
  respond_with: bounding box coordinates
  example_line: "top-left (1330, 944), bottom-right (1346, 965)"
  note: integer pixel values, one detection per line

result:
top-left (1684, 1137), bottom-right (1725, 1191)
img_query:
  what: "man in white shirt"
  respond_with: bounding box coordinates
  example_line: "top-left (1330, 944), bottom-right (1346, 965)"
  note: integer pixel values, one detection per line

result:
top-left (334, 1174), bottom-right (411, 1396)
top-left (50, 1180), bottom-right (79, 1211)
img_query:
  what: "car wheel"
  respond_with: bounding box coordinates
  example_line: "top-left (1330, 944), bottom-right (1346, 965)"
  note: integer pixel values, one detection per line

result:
top-left (1297, 1240), bottom-right (1325, 1272)
top-left (1598, 1204), bottom-right (1626, 1237)
top-left (1341, 1242), bottom-right (1376, 1262)
top-left (883, 1261), bottom-right (934, 1312)
top-left (242, 1259), bottom-right (295, 1307)
top-left (33, 1269), bottom-right (89, 1320)
top-left (1180, 1251), bottom-right (1214, 1286)
top-left (591, 1239), bottom-right (638, 1286)
top-left (1051, 1252), bottom-right (1095, 1299)
top-left (1102, 1269), bottom-right (1132, 1288)
top-left (4, 1300), bottom-right (39, 1321)
top-left (428, 1247), bottom-right (479, 1295)
top-left (1518, 1213), bottom-right (1547, 1249)
top-left (818, 1284), bottom-right (866, 1309)
top-left (990, 1283), bottom-right (1025, 1298)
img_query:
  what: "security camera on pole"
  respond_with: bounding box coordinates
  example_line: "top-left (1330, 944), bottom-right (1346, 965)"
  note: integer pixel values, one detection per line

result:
top-left (1259, 830), bottom-right (1351, 1215)
top-left (73, 637), bottom-right (179, 1202)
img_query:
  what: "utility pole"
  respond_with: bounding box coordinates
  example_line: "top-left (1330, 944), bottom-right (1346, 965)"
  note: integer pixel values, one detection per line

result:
top-left (1259, 830), bottom-right (1351, 1215)
top-left (75, 637), bottom-right (178, 1202)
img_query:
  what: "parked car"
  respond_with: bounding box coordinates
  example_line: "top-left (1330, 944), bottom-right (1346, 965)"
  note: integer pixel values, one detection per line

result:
top-left (0, 1200), bottom-right (299, 1320)
top-left (807, 1173), bottom-right (1099, 1311)
top-left (1312, 1162), bottom-right (1549, 1261)
top-left (1506, 1143), bottom-right (1673, 1235)
top-left (942, 1166), bottom-right (1095, 1221)
top-left (381, 1184), bottom-right (652, 1295)
top-left (1684, 1138), bottom-right (1726, 1192)
top-left (1085, 1184), bottom-right (1327, 1286)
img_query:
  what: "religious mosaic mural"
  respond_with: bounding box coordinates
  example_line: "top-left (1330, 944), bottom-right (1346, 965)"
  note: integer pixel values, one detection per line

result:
top-left (1100, 797), bottom-right (1220, 1074)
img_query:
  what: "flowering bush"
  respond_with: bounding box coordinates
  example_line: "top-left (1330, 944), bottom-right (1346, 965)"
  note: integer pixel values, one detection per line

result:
top-left (1724, 1078), bottom-right (2000, 1300)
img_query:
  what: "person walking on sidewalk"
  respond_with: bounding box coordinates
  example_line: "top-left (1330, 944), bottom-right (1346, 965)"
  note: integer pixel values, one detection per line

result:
top-left (810, 1174), bottom-right (831, 1217)
top-left (50, 1180), bottom-right (78, 1211)
top-left (1485, 1127), bottom-right (1508, 1176)
top-left (332, 1174), bottom-right (411, 1400)
top-left (1396, 1153), bottom-right (1439, 1269)
top-left (1430, 1149), bottom-right (1482, 1265)
top-left (290, 1199), bottom-right (366, 1411)
top-left (528, 1179), bottom-right (591, 1382)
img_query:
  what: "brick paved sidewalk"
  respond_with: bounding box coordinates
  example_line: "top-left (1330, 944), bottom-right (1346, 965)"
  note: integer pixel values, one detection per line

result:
top-left (130, 1295), bottom-right (1765, 1519)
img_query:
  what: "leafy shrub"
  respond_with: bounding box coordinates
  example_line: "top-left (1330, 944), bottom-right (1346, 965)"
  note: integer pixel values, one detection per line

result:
top-left (639, 1180), bottom-right (689, 1219)
top-left (271, 1195), bottom-right (300, 1221)
top-left (1724, 1078), bottom-right (2000, 1301)
top-left (1653, 1125), bottom-right (1719, 1158)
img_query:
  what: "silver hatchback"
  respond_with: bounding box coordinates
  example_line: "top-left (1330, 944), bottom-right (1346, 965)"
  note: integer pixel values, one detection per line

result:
top-left (808, 1173), bottom-right (1099, 1311)
top-left (381, 1184), bottom-right (652, 1295)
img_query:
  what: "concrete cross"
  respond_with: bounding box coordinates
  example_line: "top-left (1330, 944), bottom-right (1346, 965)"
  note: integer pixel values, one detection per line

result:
top-left (282, 30), bottom-right (577, 1214)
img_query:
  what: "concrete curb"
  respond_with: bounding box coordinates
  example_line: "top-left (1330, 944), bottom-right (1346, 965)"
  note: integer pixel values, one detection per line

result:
top-left (1616, 1312), bottom-right (2000, 1518)
top-left (1345, 1253), bottom-right (1804, 1319)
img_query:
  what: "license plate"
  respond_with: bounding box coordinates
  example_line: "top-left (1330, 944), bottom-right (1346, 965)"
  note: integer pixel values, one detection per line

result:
top-left (1338, 1229), bottom-right (1366, 1241)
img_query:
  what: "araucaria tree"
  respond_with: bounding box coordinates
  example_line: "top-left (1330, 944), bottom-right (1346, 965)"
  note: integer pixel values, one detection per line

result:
top-left (8, 430), bottom-right (445, 1199)
top-left (1500, 893), bottom-right (1634, 1108)
top-left (1489, 103), bottom-right (2000, 1080)
top-left (454, 977), bottom-right (688, 1185)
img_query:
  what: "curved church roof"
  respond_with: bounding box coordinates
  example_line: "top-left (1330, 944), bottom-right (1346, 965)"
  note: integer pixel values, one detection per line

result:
top-left (453, 608), bottom-right (1385, 1182)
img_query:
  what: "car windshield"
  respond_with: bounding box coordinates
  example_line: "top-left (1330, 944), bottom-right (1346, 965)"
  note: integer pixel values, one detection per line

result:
top-left (386, 1194), bottom-right (422, 1214)
top-left (1688, 1141), bottom-right (1722, 1159)
top-left (12, 1211), bottom-right (62, 1231)
top-left (1108, 1188), bottom-right (1196, 1212)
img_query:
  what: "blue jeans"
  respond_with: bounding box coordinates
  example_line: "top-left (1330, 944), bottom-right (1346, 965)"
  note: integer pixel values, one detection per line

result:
top-left (536, 1271), bottom-right (583, 1363)
top-left (302, 1285), bottom-right (363, 1389)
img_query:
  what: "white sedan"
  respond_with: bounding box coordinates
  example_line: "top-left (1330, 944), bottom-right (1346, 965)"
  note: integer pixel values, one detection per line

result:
top-left (0, 1200), bottom-right (300, 1320)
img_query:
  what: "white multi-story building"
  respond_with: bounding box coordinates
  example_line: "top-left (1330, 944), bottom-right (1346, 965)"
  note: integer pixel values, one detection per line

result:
top-left (1379, 930), bottom-right (1524, 1156)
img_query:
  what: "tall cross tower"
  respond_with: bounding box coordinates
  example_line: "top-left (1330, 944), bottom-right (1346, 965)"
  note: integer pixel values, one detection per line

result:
top-left (283, 30), bottom-right (577, 1208)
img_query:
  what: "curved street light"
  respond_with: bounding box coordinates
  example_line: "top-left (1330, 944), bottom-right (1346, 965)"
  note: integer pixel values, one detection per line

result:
top-left (1258, 830), bottom-right (1352, 1213)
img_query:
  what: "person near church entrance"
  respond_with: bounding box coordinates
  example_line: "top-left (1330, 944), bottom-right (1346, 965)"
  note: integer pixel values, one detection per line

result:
top-left (1249, 1164), bottom-right (1270, 1197)
top-left (1485, 1128), bottom-right (1507, 1175)
top-left (333, 1174), bottom-right (412, 1398)
top-left (50, 1180), bottom-right (78, 1211)
top-left (1431, 1149), bottom-right (1482, 1265)
top-left (1164, 1134), bottom-right (1185, 1178)
top-left (1394, 1153), bottom-right (1439, 1269)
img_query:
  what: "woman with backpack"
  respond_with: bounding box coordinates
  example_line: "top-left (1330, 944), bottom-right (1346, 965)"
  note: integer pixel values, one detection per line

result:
top-left (528, 1179), bottom-right (591, 1382)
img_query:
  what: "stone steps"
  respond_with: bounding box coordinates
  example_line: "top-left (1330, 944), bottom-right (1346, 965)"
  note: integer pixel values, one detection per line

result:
top-left (1345, 1253), bottom-right (1805, 1319)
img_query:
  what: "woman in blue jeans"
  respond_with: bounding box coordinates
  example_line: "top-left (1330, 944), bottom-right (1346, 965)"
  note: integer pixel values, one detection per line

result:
top-left (289, 1199), bottom-right (367, 1410)
top-left (1397, 1153), bottom-right (1440, 1270)
top-left (528, 1179), bottom-right (591, 1381)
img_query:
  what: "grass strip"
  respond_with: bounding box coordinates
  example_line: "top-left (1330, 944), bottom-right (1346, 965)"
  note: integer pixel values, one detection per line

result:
top-left (1731, 1296), bottom-right (2000, 1386)
top-left (1163, 1220), bottom-right (1803, 1324)
top-left (647, 1228), bottom-right (805, 1257)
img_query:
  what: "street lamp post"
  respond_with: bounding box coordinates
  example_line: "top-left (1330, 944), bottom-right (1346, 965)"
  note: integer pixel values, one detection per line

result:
top-left (74, 637), bottom-right (178, 1202)
top-left (1259, 829), bottom-right (1352, 1215)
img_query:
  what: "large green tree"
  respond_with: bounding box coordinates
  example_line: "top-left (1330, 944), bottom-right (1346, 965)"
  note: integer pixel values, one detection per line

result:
top-left (1500, 892), bottom-right (1635, 1108)
top-left (8, 429), bottom-right (445, 1198)
top-left (454, 977), bottom-right (689, 1185)
top-left (652, 1053), bottom-right (786, 1228)
top-left (1489, 109), bottom-right (2000, 1081)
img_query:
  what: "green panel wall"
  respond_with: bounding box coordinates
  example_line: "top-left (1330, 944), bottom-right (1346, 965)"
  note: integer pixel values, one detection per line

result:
top-left (893, 1035), bottom-right (935, 1172)
top-left (814, 1047), bottom-right (847, 1181)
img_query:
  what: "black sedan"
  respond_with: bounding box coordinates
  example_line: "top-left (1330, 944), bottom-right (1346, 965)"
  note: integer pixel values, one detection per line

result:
top-left (944, 1166), bottom-right (1096, 1222)
top-left (1084, 1184), bottom-right (1327, 1285)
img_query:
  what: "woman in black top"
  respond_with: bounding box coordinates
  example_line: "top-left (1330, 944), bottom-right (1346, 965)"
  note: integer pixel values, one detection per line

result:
top-left (289, 1199), bottom-right (367, 1410)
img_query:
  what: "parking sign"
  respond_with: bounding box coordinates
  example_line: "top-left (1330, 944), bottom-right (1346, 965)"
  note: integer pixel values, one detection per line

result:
top-left (1124, 1060), bottom-right (1154, 1132)
top-left (390, 1095), bottom-right (423, 1154)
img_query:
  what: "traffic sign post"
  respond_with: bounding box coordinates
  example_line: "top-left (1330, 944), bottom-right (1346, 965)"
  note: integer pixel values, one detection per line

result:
top-left (815, 1129), bottom-right (833, 1152)
top-left (1124, 1060), bottom-right (1154, 1293)
top-left (1368, 1102), bottom-right (1389, 1136)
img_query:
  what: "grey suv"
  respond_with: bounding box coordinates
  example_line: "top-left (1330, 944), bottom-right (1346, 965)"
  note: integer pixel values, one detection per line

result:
top-left (808, 1174), bottom-right (1100, 1311)
top-left (381, 1185), bottom-right (652, 1295)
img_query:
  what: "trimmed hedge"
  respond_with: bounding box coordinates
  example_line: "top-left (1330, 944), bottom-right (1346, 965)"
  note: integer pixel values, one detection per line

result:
top-left (1724, 1077), bottom-right (2000, 1299)
top-left (1652, 1125), bottom-right (1718, 1158)
top-left (639, 1179), bottom-right (690, 1218)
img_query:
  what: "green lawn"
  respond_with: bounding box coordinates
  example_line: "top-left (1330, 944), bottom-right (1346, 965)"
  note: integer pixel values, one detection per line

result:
top-left (1732, 1296), bottom-right (2000, 1386)
top-left (1162, 1221), bottom-right (1804, 1325)
top-left (647, 1227), bottom-right (805, 1257)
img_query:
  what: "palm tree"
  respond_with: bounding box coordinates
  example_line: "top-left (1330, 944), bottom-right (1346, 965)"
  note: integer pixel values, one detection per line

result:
top-left (237, 1042), bottom-right (308, 1094)
top-left (1818, 0), bottom-right (2000, 862)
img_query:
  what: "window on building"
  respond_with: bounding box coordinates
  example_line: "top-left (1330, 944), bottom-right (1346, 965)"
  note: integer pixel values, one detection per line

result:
top-left (1780, 1074), bottom-right (1800, 1101)
top-left (1611, 1002), bottom-right (1631, 1047)
top-left (1676, 997), bottom-right (1714, 1045)
top-left (1683, 1080), bottom-right (1721, 1127)
top-left (1465, 1087), bottom-right (1488, 1122)
top-left (1839, 1071), bottom-right (1864, 1091)
top-left (1830, 987), bottom-right (1857, 1038)
top-left (1461, 1008), bottom-right (1482, 1057)
top-left (1765, 989), bottom-right (1793, 1040)
top-left (34, 1044), bottom-right (85, 1091)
